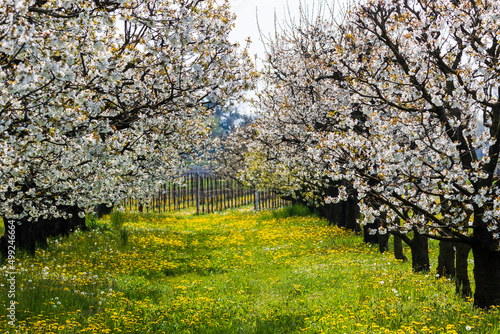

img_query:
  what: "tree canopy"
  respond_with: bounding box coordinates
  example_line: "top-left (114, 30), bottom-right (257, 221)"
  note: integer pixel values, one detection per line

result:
top-left (218, 0), bottom-right (500, 307)
top-left (0, 0), bottom-right (256, 221)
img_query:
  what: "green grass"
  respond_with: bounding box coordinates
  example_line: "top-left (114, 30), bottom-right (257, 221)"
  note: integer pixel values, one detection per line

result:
top-left (0, 205), bottom-right (498, 333)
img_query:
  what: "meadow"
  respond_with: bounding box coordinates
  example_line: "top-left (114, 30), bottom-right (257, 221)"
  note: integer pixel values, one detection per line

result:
top-left (1, 205), bottom-right (499, 333)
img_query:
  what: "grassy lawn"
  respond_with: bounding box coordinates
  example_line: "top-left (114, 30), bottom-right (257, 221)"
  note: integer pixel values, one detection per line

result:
top-left (1, 205), bottom-right (499, 333)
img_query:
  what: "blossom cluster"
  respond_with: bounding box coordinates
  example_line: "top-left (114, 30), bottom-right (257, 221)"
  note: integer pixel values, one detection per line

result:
top-left (220, 0), bottom-right (500, 245)
top-left (0, 0), bottom-right (256, 220)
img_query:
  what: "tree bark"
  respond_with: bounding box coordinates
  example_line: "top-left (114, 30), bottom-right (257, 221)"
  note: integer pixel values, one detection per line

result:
top-left (339, 201), bottom-right (347, 228)
top-left (95, 203), bottom-right (114, 218)
top-left (471, 225), bottom-right (500, 308)
top-left (472, 245), bottom-right (500, 308)
top-left (376, 212), bottom-right (389, 253)
top-left (455, 242), bottom-right (472, 298)
top-left (345, 195), bottom-right (361, 231)
top-left (333, 202), bottom-right (344, 227)
top-left (378, 232), bottom-right (389, 253)
top-left (1, 218), bottom-right (46, 257)
top-left (436, 240), bottom-right (455, 278)
top-left (409, 231), bottom-right (429, 272)
top-left (393, 235), bottom-right (407, 261)
top-left (0, 205), bottom-right (87, 259)
top-left (318, 203), bottom-right (335, 226)
top-left (363, 222), bottom-right (379, 244)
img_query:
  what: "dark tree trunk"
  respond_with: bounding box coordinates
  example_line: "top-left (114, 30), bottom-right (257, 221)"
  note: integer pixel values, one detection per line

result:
top-left (471, 225), bottom-right (500, 308)
top-left (409, 231), bottom-right (429, 272)
top-left (436, 240), bottom-right (455, 278)
top-left (339, 201), bottom-right (347, 228)
top-left (472, 245), bottom-right (500, 308)
top-left (1, 218), bottom-right (47, 257)
top-left (363, 222), bottom-right (379, 244)
top-left (95, 203), bottom-right (114, 218)
top-left (345, 196), bottom-right (361, 231)
top-left (0, 205), bottom-right (87, 259)
top-left (393, 235), bottom-right (407, 262)
top-left (55, 205), bottom-right (87, 234)
top-left (391, 218), bottom-right (407, 261)
top-left (320, 201), bottom-right (343, 227)
top-left (378, 232), bottom-right (389, 253)
top-left (332, 202), bottom-right (343, 227)
top-left (376, 213), bottom-right (389, 253)
top-left (318, 203), bottom-right (335, 226)
top-left (455, 242), bottom-right (472, 298)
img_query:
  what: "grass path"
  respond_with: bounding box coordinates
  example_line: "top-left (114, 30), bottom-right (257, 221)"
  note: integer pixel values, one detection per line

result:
top-left (1, 205), bottom-right (499, 333)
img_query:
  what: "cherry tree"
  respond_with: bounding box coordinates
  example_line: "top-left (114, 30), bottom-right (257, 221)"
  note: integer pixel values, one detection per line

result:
top-left (308, 0), bottom-right (500, 307)
top-left (220, 0), bottom-right (500, 307)
top-left (0, 0), bottom-right (256, 254)
top-left (217, 4), bottom-right (364, 234)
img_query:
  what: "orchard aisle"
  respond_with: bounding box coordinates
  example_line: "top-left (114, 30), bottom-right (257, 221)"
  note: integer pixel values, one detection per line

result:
top-left (1, 206), bottom-right (498, 333)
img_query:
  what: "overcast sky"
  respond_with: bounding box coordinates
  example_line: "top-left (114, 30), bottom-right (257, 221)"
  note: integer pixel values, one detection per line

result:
top-left (225, 0), bottom-right (349, 112)
top-left (227, 0), bottom-right (307, 66)
top-left (227, 0), bottom-right (350, 67)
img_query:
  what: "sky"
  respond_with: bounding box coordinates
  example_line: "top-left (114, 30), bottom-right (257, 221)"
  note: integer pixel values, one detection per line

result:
top-left (227, 0), bottom-right (307, 67)
top-left (225, 0), bottom-right (350, 113)
top-left (227, 0), bottom-right (351, 67)
top-left (225, 0), bottom-right (320, 114)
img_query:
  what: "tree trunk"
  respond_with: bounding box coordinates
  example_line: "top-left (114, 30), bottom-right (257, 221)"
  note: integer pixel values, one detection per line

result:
top-left (472, 238), bottom-right (500, 308)
top-left (455, 242), bottom-right (472, 298)
top-left (436, 240), bottom-right (455, 278)
top-left (333, 202), bottom-right (343, 227)
top-left (363, 222), bottom-right (379, 244)
top-left (393, 235), bottom-right (407, 261)
top-left (378, 232), bottom-right (389, 253)
top-left (318, 203), bottom-right (335, 226)
top-left (95, 203), bottom-right (114, 218)
top-left (376, 213), bottom-right (389, 253)
top-left (1, 218), bottom-right (47, 257)
top-left (409, 231), bottom-right (429, 272)
top-left (345, 196), bottom-right (360, 231)
top-left (339, 201), bottom-right (347, 228)
top-left (0, 205), bottom-right (87, 259)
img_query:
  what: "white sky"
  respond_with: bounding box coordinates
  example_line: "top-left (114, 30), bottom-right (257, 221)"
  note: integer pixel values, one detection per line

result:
top-left (227, 0), bottom-right (351, 66)
top-left (226, 0), bottom-right (349, 113)
top-left (227, 0), bottom-right (306, 67)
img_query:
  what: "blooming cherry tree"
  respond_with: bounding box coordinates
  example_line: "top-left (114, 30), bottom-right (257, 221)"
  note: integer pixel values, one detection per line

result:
top-left (0, 0), bottom-right (255, 252)
top-left (222, 0), bottom-right (500, 307)
top-left (315, 0), bottom-right (500, 308)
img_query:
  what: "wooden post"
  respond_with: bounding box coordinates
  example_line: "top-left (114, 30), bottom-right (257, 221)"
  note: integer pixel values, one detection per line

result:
top-left (231, 180), bottom-right (234, 209)
top-left (168, 182), bottom-right (171, 212)
top-left (191, 175), bottom-right (194, 207)
top-left (210, 175), bottom-right (213, 213)
top-left (196, 173), bottom-right (200, 215)
top-left (201, 175), bottom-right (205, 214)
top-left (163, 184), bottom-right (166, 212)
top-left (254, 190), bottom-right (258, 211)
